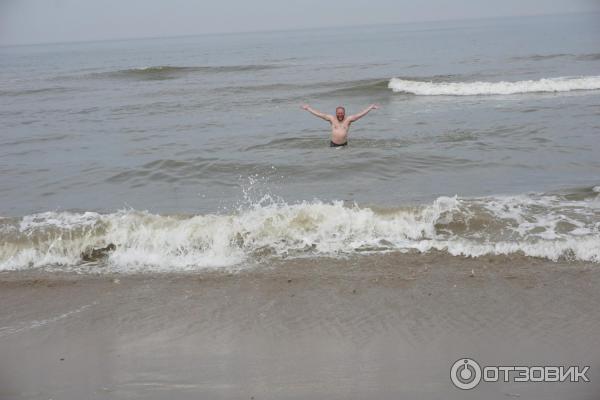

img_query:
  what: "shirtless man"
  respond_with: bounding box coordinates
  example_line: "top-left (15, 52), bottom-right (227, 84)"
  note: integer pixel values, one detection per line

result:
top-left (301, 104), bottom-right (379, 147)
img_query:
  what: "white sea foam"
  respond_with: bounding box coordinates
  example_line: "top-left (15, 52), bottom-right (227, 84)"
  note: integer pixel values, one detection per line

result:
top-left (19, 211), bottom-right (101, 232)
top-left (1, 192), bottom-right (599, 272)
top-left (388, 76), bottom-right (600, 96)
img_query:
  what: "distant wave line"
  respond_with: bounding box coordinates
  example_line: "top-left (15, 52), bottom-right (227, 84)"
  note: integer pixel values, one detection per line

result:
top-left (89, 64), bottom-right (282, 80)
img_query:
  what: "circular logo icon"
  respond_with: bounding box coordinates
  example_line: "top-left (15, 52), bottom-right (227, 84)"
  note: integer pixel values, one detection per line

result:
top-left (451, 358), bottom-right (482, 390)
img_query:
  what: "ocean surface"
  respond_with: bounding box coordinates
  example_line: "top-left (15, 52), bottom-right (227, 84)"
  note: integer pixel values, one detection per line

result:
top-left (1, 13), bottom-right (600, 272)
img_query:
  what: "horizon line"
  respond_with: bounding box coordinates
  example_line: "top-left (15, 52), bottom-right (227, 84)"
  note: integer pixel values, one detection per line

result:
top-left (0, 10), bottom-right (596, 49)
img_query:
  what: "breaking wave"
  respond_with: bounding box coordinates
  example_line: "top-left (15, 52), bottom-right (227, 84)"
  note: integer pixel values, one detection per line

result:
top-left (388, 76), bottom-right (600, 96)
top-left (1, 188), bottom-right (600, 273)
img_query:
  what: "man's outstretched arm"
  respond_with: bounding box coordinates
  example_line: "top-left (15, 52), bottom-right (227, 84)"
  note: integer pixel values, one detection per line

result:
top-left (348, 104), bottom-right (379, 122)
top-left (301, 104), bottom-right (333, 122)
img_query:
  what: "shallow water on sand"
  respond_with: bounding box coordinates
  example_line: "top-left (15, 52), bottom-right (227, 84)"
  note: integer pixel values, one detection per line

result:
top-left (1, 255), bottom-right (600, 399)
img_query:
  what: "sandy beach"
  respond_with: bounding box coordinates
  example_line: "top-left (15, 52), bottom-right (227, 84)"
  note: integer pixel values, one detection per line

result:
top-left (1, 253), bottom-right (599, 399)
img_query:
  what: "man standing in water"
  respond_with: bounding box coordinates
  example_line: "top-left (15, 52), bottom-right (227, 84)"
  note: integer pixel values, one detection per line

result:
top-left (301, 104), bottom-right (379, 147)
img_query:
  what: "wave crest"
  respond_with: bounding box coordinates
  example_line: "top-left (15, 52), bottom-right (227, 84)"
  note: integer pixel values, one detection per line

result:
top-left (89, 64), bottom-right (280, 80)
top-left (388, 76), bottom-right (600, 96)
top-left (1, 189), bottom-right (600, 272)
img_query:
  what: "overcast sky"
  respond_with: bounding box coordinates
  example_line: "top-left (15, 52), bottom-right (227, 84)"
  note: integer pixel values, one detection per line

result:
top-left (1, 0), bottom-right (599, 46)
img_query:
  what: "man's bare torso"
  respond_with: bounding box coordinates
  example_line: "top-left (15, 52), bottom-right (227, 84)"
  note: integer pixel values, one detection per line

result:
top-left (330, 118), bottom-right (352, 144)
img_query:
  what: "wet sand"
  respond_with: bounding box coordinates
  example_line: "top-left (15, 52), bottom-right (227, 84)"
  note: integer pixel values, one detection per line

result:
top-left (1, 252), bottom-right (600, 399)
